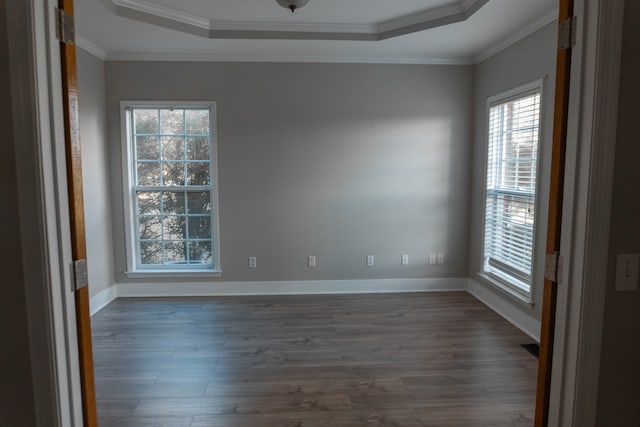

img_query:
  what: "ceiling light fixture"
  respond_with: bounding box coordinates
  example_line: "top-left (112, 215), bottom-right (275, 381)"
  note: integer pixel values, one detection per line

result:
top-left (276, 0), bottom-right (309, 13)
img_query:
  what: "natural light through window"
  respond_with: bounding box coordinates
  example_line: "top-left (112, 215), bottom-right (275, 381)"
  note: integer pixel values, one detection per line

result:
top-left (122, 102), bottom-right (220, 273)
top-left (482, 83), bottom-right (542, 298)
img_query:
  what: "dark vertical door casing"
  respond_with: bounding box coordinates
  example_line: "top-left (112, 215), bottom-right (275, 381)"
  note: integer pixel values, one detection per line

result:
top-left (57, 0), bottom-right (98, 425)
top-left (535, 0), bottom-right (574, 425)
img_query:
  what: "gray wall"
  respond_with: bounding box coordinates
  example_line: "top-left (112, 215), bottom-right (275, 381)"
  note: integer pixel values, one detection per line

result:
top-left (78, 48), bottom-right (115, 298)
top-left (105, 62), bottom-right (475, 283)
top-left (468, 22), bottom-right (557, 322)
top-left (596, 1), bottom-right (640, 424)
top-left (0, 4), bottom-right (37, 426)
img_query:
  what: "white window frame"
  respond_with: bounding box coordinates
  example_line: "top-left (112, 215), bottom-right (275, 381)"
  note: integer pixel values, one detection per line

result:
top-left (480, 80), bottom-right (544, 303)
top-left (120, 100), bottom-right (221, 277)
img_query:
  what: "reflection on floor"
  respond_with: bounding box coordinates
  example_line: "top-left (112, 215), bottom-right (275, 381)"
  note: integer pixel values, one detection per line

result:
top-left (92, 292), bottom-right (537, 426)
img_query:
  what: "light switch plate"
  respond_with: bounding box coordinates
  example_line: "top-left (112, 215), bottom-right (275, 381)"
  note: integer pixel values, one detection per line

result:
top-left (615, 253), bottom-right (639, 291)
top-left (308, 255), bottom-right (316, 268)
top-left (248, 257), bottom-right (257, 268)
top-left (366, 255), bottom-right (375, 267)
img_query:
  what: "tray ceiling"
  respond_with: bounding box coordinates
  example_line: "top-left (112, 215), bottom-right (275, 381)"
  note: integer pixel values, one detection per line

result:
top-left (76, 0), bottom-right (558, 63)
top-left (110, 0), bottom-right (490, 40)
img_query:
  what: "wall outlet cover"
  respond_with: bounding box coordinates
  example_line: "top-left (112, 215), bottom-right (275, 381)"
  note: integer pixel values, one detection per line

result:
top-left (615, 253), bottom-right (639, 291)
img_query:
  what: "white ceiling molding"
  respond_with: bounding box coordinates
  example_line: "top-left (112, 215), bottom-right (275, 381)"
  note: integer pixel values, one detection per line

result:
top-left (104, 51), bottom-right (475, 65)
top-left (473, 6), bottom-right (558, 63)
top-left (76, 36), bottom-right (108, 60)
top-left (111, 0), bottom-right (490, 41)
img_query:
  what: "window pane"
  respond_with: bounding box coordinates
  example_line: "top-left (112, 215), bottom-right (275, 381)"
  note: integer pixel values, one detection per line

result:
top-left (163, 162), bottom-right (185, 186)
top-left (162, 191), bottom-right (185, 214)
top-left (187, 191), bottom-right (211, 214)
top-left (137, 191), bottom-right (161, 214)
top-left (128, 105), bottom-right (216, 270)
top-left (137, 162), bottom-right (161, 186)
top-left (187, 137), bottom-right (210, 160)
top-left (162, 136), bottom-right (185, 161)
top-left (188, 216), bottom-right (211, 239)
top-left (160, 109), bottom-right (184, 135)
top-left (484, 89), bottom-right (540, 292)
top-left (139, 216), bottom-right (161, 240)
top-left (162, 216), bottom-right (186, 240)
top-left (136, 136), bottom-right (159, 160)
top-left (134, 109), bottom-right (159, 134)
top-left (188, 241), bottom-right (212, 264)
top-left (185, 109), bottom-right (209, 135)
top-left (164, 241), bottom-right (187, 263)
top-left (140, 241), bottom-right (162, 265)
top-left (187, 162), bottom-right (210, 185)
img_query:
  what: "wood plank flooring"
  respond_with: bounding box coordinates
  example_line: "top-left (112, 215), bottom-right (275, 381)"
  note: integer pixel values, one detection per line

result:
top-left (91, 292), bottom-right (537, 426)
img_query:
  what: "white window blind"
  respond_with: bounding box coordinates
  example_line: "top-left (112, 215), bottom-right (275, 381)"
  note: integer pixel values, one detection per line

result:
top-left (483, 87), bottom-right (541, 294)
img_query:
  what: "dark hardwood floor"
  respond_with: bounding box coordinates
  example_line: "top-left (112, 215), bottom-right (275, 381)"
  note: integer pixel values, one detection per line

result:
top-left (91, 292), bottom-right (537, 426)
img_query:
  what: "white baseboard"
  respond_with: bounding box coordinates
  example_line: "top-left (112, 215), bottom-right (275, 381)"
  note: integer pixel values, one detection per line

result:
top-left (93, 278), bottom-right (540, 342)
top-left (467, 278), bottom-right (541, 341)
top-left (89, 285), bottom-right (117, 316)
top-left (116, 277), bottom-right (467, 297)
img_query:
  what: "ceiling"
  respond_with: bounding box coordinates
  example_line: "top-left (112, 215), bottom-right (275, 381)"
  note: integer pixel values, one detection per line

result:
top-left (76, 0), bottom-right (558, 63)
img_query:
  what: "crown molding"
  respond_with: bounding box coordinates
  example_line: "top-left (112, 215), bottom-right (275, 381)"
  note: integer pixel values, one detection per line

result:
top-left (111, 0), bottom-right (489, 41)
top-left (105, 51), bottom-right (475, 65)
top-left (76, 36), bottom-right (107, 60)
top-left (210, 20), bottom-right (375, 34)
top-left (113, 0), bottom-right (209, 29)
top-left (473, 7), bottom-right (558, 64)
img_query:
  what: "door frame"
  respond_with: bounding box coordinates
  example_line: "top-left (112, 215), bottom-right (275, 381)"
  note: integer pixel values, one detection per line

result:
top-left (547, 0), bottom-right (625, 424)
top-left (7, 0), bottom-right (625, 425)
top-left (6, 0), bottom-right (83, 425)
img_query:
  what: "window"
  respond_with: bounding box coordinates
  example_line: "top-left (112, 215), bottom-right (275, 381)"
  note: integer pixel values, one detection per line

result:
top-left (121, 102), bottom-right (220, 274)
top-left (482, 82), bottom-right (542, 298)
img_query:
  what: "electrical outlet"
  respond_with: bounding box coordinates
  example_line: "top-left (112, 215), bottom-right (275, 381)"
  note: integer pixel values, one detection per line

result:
top-left (437, 254), bottom-right (445, 265)
top-left (248, 257), bottom-right (257, 268)
top-left (308, 255), bottom-right (317, 268)
top-left (429, 254), bottom-right (437, 265)
top-left (616, 253), bottom-right (639, 291)
top-left (366, 255), bottom-right (375, 267)
top-left (401, 254), bottom-right (409, 266)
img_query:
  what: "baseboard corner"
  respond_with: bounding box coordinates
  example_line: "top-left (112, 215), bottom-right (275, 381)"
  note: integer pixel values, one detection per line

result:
top-left (466, 278), bottom-right (541, 341)
top-left (90, 285), bottom-right (117, 316)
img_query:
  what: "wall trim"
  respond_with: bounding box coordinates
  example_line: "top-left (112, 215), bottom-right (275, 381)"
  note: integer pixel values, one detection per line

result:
top-left (104, 51), bottom-right (474, 65)
top-left (90, 287), bottom-right (118, 316)
top-left (111, 0), bottom-right (488, 41)
top-left (97, 278), bottom-right (543, 344)
top-left (474, 7), bottom-right (558, 63)
top-left (569, 1), bottom-right (624, 422)
top-left (548, 0), bottom-right (626, 425)
top-left (76, 36), bottom-right (107, 61)
top-left (115, 277), bottom-right (468, 297)
top-left (7, 0), bottom-right (84, 424)
top-left (467, 278), bottom-right (541, 341)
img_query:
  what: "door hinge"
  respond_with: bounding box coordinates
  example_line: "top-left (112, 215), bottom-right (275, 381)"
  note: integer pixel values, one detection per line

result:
top-left (558, 16), bottom-right (577, 51)
top-left (72, 259), bottom-right (89, 291)
top-left (544, 252), bottom-right (563, 283)
top-left (55, 7), bottom-right (75, 45)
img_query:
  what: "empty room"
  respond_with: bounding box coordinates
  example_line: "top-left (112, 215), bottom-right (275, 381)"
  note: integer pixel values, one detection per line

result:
top-left (5, 0), bottom-right (639, 426)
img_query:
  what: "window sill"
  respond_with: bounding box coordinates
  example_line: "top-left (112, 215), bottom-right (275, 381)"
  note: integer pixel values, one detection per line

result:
top-left (477, 272), bottom-right (534, 308)
top-left (124, 270), bottom-right (222, 279)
